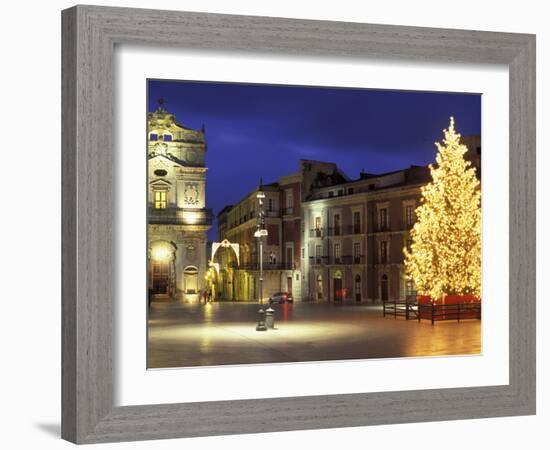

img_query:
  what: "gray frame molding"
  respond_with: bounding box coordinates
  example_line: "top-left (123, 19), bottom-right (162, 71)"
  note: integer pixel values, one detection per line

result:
top-left (61, 5), bottom-right (536, 444)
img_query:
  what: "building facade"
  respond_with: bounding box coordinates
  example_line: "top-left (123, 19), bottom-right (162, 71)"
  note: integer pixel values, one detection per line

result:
top-left (215, 160), bottom-right (345, 302)
top-left (301, 165), bottom-right (430, 303)
top-left (147, 106), bottom-right (212, 302)
top-left (216, 136), bottom-right (480, 303)
top-left (216, 181), bottom-right (301, 302)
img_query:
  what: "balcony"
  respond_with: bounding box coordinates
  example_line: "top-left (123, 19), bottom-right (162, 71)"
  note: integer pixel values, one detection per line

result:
top-left (232, 262), bottom-right (295, 271)
top-left (309, 228), bottom-right (324, 238)
top-left (309, 255), bottom-right (365, 266)
top-left (148, 206), bottom-right (213, 226)
top-left (375, 224), bottom-right (391, 233)
top-left (331, 255), bottom-right (365, 265)
top-left (281, 207), bottom-right (295, 216)
top-left (309, 255), bottom-right (328, 265)
top-left (238, 212), bottom-right (256, 224)
top-left (326, 225), bottom-right (364, 236)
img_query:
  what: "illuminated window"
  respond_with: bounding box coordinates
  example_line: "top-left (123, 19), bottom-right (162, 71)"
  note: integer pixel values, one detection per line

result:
top-left (154, 191), bottom-right (167, 209)
top-left (315, 216), bottom-right (321, 230)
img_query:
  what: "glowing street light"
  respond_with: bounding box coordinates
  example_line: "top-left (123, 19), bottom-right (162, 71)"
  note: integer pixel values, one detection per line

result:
top-left (255, 180), bottom-right (269, 331)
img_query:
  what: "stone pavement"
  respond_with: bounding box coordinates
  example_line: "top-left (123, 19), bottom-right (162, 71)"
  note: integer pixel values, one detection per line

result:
top-left (147, 301), bottom-right (481, 368)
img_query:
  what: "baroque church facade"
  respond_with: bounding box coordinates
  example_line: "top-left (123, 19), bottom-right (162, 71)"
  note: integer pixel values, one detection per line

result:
top-left (147, 105), bottom-right (212, 302)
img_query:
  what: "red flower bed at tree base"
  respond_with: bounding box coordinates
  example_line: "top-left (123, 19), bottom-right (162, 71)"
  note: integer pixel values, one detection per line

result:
top-left (417, 295), bottom-right (481, 321)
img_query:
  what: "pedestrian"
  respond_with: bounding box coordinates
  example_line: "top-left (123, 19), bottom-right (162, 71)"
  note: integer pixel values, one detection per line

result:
top-left (207, 290), bottom-right (212, 303)
top-left (202, 289), bottom-right (207, 304)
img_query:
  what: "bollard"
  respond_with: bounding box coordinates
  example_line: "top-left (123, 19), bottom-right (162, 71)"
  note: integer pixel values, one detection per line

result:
top-left (256, 308), bottom-right (267, 331)
top-left (265, 307), bottom-right (275, 329)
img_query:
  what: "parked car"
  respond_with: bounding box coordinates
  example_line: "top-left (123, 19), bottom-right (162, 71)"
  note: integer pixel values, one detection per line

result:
top-left (269, 292), bottom-right (293, 304)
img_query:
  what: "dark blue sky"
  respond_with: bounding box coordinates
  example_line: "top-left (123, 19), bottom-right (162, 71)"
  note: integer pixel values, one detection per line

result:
top-left (148, 80), bottom-right (481, 241)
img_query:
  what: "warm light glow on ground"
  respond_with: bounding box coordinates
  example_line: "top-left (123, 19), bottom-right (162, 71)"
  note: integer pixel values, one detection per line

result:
top-left (147, 302), bottom-right (481, 368)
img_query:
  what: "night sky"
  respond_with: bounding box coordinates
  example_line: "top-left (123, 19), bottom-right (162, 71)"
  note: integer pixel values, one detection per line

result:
top-left (148, 80), bottom-right (481, 241)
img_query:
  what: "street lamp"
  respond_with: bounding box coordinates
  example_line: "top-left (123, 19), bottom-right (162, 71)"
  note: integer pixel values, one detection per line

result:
top-left (255, 180), bottom-right (269, 331)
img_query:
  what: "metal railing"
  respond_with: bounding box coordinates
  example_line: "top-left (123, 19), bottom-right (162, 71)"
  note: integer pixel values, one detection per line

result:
top-left (383, 300), bottom-right (481, 324)
top-left (148, 207), bottom-right (213, 225)
top-left (417, 302), bottom-right (481, 324)
top-left (383, 300), bottom-right (418, 320)
top-left (376, 224), bottom-right (390, 232)
top-left (232, 262), bottom-right (295, 271)
top-left (308, 255), bottom-right (364, 265)
top-left (309, 228), bottom-right (324, 238)
top-left (309, 255), bottom-right (328, 265)
top-left (331, 255), bottom-right (365, 265)
top-left (327, 225), bottom-right (363, 236)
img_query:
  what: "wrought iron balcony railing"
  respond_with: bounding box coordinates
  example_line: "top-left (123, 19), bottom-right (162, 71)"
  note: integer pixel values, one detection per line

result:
top-left (148, 206), bottom-right (213, 226)
top-left (326, 225), bottom-right (364, 236)
top-left (309, 228), bottom-right (324, 238)
top-left (230, 262), bottom-right (295, 271)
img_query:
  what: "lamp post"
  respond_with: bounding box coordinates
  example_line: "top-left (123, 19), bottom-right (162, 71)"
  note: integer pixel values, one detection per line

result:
top-left (255, 181), bottom-right (269, 331)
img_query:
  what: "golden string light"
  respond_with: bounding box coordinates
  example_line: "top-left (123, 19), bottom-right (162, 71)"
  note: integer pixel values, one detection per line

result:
top-left (404, 117), bottom-right (481, 301)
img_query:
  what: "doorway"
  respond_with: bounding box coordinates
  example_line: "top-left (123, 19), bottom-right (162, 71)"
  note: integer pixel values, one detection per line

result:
top-left (287, 276), bottom-right (292, 295)
top-left (355, 274), bottom-right (361, 302)
top-left (333, 278), bottom-right (343, 302)
top-left (381, 274), bottom-right (389, 302)
top-left (152, 260), bottom-right (170, 294)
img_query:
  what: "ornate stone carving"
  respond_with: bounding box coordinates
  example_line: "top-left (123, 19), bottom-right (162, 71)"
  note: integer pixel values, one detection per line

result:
top-left (183, 183), bottom-right (199, 206)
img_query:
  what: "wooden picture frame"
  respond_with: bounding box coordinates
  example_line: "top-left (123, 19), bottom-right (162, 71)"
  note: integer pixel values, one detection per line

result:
top-left (61, 5), bottom-right (536, 444)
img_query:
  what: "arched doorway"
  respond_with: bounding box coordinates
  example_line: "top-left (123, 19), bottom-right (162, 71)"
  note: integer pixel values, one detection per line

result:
top-left (355, 274), bottom-right (362, 302)
top-left (183, 266), bottom-right (199, 295)
top-left (381, 274), bottom-right (389, 302)
top-left (210, 239), bottom-right (240, 301)
top-left (149, 240), bottom-right (176, 297)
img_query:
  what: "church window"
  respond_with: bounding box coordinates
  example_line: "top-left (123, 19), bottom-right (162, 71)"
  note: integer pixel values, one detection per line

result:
top-left (154, 191), bottom-right (167, 209)
top-left (163, 134), bottom-right (172, 142)
top-left (154, 169), bottom-right (167, 177)
top-left (150, 133), bottom-right (158, 141)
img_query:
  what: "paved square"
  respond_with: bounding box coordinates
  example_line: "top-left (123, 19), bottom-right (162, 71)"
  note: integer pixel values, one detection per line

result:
top-left (147, 301), bottom-right (481, 368)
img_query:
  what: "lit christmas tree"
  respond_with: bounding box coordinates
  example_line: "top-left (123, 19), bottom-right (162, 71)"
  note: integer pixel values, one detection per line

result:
top-left (404, 117), bottom-right (481, 301)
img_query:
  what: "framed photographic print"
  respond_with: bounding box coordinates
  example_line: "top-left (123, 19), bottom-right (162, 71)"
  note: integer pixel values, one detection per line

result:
top-left (62, 5), bottom-right (536, 444)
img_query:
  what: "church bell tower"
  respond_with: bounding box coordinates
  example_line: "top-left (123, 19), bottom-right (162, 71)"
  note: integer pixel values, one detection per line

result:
top-left (147, 102), bottom-right (212, 302)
